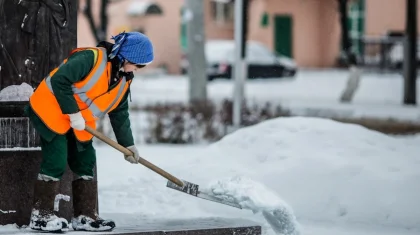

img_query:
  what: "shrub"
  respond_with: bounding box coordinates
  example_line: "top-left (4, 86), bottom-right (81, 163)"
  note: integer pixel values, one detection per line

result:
top-left (141, 99), bottom-right (291, 144)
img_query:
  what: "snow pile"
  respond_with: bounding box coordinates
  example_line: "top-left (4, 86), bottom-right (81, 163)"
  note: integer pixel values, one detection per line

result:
top-left (93, 116), bottom-right (419, 234)
top-left (206, 176), bottom-right (300, 235)
top-left (203, 117), bottom-right (420, 229)
top-left (2, 116), bottom-right (419, 235)
top-left (0, 83), bottom-right (33, 101)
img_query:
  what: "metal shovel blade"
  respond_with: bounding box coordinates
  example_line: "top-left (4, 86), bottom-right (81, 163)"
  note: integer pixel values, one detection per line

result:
top-left (166, 180), bottom-right (242, 209)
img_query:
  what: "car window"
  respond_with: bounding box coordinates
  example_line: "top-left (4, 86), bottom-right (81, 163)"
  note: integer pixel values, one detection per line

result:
top-left (204, 41), bottom-right (277, 64)
top-left (246, 43), bottom-right (276, 64)
top-left (205, 42), bottom-right (234, 63)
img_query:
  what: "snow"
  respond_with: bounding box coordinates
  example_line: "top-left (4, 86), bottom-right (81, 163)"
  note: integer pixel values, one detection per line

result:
top-left (0, 83), bottom-right (33, 101)
top-left (94, 117), bottom-right (420, 234)
top-left (130, 69), bottom-right (420, 122)
top-left (204, 40), bottom-right (282, 65)
top-left (0, 147), bottom-right (41, 151)
top-left (71, 215), bottom-right (113, 232)
top-left (126, 0), bottom-right (154, 16)
top-left (29, 209), bottom-right (69, 232)
top-left (0, 210), bottom-right (16, 214)
top-left (54, 194), bottom-right (71, 212)
top-left (1, 69), bottom-right (420, 234)
top-left (2, 116), bottom-right (419, 234)
top-left (203, 117), bottom-right (420, 229)
top-left (207, 176), bottom-right (300, 235)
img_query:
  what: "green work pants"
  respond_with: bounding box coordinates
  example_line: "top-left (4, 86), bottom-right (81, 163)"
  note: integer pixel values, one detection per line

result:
top-left (39, 130), bottom-right (96, 180)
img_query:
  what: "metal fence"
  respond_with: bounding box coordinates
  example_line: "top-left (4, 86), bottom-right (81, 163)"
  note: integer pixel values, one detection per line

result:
top-left (357, 36), bottom-right (418, 72)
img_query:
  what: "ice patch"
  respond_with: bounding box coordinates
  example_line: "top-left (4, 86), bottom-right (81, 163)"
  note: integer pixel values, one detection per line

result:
top-left (0, 83), bottom-right (33, 101)
top-left (205, 176), bottom-right (301, 235)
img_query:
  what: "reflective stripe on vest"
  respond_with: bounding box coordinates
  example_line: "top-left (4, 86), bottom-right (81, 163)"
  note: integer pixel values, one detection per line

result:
top-left (43, 47), bottom-right (127, 118)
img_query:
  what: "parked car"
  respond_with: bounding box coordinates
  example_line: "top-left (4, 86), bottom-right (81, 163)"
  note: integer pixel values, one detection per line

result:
top-left (181, 40), bottom-right (297, 81)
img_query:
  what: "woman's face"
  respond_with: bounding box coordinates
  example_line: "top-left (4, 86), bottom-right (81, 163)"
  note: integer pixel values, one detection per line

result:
top-left (122, 61), bottom-right (140, 73)
top-left (123, 60), bottom-right (146, 73)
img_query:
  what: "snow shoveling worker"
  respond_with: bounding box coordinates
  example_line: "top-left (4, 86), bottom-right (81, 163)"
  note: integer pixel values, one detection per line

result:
top-left (24, 31), bottom-right (154, 233)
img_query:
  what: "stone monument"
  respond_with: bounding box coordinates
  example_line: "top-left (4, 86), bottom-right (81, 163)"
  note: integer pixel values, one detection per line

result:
top-left (0, 0), bottom-right (78, 227)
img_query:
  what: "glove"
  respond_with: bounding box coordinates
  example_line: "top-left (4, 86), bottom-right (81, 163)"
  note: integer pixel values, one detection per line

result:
top-left (124, 145), bottom-right (140, 164)
top-left (68, 112), bottom-right (85, 131)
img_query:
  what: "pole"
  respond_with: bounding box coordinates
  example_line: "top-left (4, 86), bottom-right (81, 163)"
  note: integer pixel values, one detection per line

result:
top-left (186, 0), bottom-right (207, 103)
top-left (403, 0), bottom-right (417, 105)
top-left (233, 0), bottom-right (245, 129)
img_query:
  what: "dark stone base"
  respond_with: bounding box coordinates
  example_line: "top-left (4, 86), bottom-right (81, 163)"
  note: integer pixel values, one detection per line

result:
top-left (0, 150), bottom-right (74, 226)
top-left (0, 217), bottom-right (262, 235)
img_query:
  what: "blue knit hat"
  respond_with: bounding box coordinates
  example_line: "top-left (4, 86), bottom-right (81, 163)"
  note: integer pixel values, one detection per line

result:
top-left (109, 31), bottom-right (154, 65)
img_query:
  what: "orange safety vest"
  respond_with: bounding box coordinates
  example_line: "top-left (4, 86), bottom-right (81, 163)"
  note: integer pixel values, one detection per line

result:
top-left (30, 47), bottom-right (132, 142)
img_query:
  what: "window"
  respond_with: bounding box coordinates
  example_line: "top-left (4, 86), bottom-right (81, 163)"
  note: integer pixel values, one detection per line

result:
top-left (210, 0), bottom-right (234, 24)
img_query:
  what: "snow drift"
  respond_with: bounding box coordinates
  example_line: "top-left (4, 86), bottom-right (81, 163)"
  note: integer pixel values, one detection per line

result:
top-left (202, 117), bottom-right (420, 229)
top-left (96, 116), bottom-right (420, 234)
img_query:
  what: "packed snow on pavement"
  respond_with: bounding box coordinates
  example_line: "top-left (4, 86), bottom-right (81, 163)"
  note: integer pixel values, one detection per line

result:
top-left (1, 116), bottom-right (419, 235)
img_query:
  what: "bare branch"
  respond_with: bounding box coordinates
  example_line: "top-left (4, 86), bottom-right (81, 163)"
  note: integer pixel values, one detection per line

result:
top-left (83, 0), bottom-right (100, 43)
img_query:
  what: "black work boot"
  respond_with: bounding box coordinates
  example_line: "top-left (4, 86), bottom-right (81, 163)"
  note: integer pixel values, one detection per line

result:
top-left (29, 180), bottom-right (69, 232)
top-left (71, 179), bottom-right (116, 231)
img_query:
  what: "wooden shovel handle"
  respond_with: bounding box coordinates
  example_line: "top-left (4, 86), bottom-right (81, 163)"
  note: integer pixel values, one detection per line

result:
top-left (85, 126), bottom-right (184, 187)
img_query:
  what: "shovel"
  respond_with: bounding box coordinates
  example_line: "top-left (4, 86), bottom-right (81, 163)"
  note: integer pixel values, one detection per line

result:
top-left (84, 126), bottom-right (242, 209)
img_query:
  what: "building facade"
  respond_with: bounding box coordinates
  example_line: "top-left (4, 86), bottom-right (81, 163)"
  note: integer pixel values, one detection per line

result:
top-left (77, 0), bottom-right (420, 74)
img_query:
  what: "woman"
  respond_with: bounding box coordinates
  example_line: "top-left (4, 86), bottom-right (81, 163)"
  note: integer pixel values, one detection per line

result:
top-left (25, 31), bottom-right (154, 233)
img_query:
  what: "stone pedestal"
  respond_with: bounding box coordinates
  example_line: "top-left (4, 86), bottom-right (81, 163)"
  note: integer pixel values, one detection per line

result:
top-left (0, 101), bottom-right (73, 226)
top-left (0, 0), bottom-right (82, 227)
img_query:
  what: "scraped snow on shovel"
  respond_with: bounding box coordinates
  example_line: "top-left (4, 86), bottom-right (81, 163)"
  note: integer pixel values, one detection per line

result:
top-left (204, 176), bottom-right (301, 235)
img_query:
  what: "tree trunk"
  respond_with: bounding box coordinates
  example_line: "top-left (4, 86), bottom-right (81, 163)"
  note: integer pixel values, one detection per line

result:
top-left (338, 0), bottom-right (362, 103)
top-left (83, 0), bottom-right (109, 44)
top-left (338, 0), bottom-right (352, 65)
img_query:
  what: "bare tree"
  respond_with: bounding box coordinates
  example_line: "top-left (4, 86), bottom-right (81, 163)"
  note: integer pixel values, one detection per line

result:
top-left (338, 0), bottom-right (362, 103)
top-left (337, 0), bottom-right (356, 67)
top-left (82, 0), bottom-right (109, 43)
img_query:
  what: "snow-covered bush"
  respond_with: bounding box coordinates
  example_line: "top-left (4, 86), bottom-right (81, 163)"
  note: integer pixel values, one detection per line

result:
top-left (141, 99), bottom-right (291, 144)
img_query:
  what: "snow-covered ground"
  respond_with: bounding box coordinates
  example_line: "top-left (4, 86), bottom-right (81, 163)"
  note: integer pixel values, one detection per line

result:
top-left (1, 70), bottom-right (419, 234)
top-left (130, 69), bottom-right (420, 122)
top-left (1, 69), bottom-right (419, 122)
top-left (2, 117), bottom-right (419, 234)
